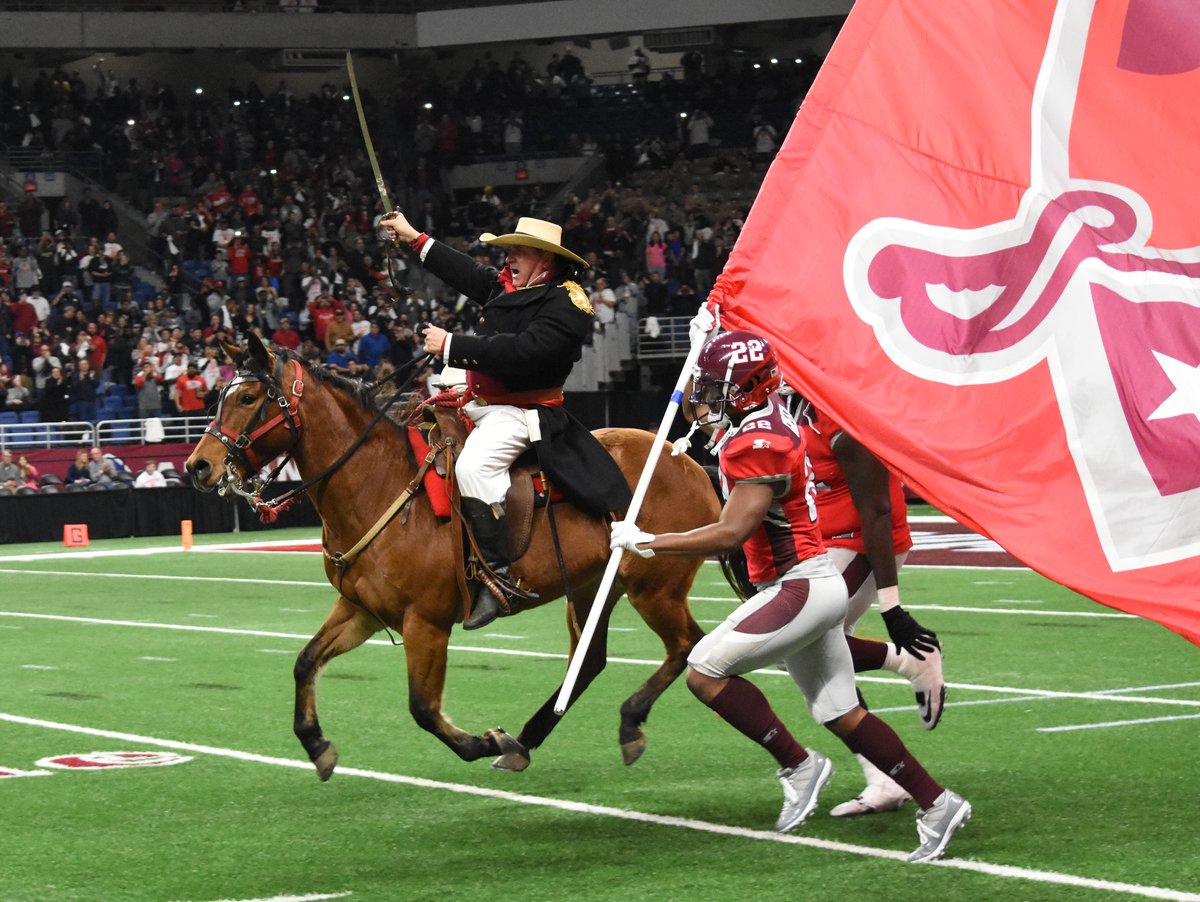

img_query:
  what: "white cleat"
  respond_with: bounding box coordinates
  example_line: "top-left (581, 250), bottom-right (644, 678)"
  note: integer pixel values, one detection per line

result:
top-left (775, 751), bottom-right (833, 832)
top-left (898, 646), bottom-right (946, 730)
top-left (830, 783), bottom-right (911, 817)
top-left (829, 754), bottom-right (910, 817)
top-left (908, 789), bottom-right (972, 863)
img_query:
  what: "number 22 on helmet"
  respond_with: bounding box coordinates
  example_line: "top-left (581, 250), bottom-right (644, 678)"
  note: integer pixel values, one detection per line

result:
top-left (689, 329), bottom-right (782, 429)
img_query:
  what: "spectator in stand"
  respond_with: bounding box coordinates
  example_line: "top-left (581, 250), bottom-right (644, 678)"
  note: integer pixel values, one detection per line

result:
top-left (71, 357), bottom-right (100, 422)
top-left (271, 315), bottom-right (301, 351)
top-left (592, 276), bottom-right (617, 334)
top-left (307, 294), bottom-right (343, 346)
top-left (16, 454), bottom-right (39, 490)
top-left (173, 363), bottom-right (208, 416)
top-left (4, 373), bottom-right (29, 412)
top-left (753, 118), bottom-right (779, 166)
top-left (111, 250), bottom-right (134, 309)
top-left (325, 338), bottom-right (368, 377)
top-left (65, 449), bottom-right (91, 485)
top-left (646, 231), bottom-right (668, 280)
top-left (686, 108), bottom-right (716, 158)
top-left (356, 320), bottom-right (391, 375)
top-left (86, 447), bottom-right (117, 485)
top-left (0, 450), bottom-right (20, 483)
top-left (135, 460), bottom-right (167, 488)
top-left (88, 244), bottom-right (113, 310)
top-left (324, 309), bottom-right (355, 351)
top-left (40, 366), bottom-right (72, 422)
top-left (134, 359), bottom-right (164, 418)
top-left (31, 343), bottom-right (63, 397)
top-left (628, 46), bottom-right (651, 89)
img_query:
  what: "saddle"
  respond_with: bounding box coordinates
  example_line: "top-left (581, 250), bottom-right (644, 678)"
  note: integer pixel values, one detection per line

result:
top-left (413, 400), bottom-right (564, 561)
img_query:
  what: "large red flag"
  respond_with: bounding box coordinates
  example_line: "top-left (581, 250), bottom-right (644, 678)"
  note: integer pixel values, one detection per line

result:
top-left (712, 0), bottom-right (1200, 645)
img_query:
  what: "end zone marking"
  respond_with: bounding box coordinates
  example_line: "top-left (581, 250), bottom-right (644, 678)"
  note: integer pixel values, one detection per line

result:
top-left (2, 712), bottom-right (1197, 902)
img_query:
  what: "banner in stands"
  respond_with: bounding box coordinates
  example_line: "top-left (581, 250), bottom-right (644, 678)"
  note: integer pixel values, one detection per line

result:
top-left (711, 0), bottom-right (1200, 645)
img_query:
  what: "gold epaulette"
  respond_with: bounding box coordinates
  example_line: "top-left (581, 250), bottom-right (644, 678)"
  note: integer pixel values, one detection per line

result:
top-left (562, 280), bottom-right (593, 315)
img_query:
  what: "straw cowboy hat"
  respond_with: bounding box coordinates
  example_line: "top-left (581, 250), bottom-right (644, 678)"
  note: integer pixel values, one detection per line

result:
top-left (480, 217), bottom-right (588, 267)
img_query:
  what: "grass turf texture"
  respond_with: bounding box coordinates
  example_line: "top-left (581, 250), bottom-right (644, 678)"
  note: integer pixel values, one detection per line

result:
top-left (1, 528), bottom-right (1197, 902)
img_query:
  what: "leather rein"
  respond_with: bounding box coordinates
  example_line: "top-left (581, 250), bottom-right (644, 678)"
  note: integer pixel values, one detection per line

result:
top-left (207, 353), bottom-right (454, 583)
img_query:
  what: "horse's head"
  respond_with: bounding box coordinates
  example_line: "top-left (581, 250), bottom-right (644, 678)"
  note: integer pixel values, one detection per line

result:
top-left (185, 332), bottom-right (304, 496)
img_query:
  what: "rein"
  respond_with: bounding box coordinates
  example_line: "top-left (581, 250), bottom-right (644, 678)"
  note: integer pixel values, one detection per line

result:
top-left (210, 351), bottom-right (433, 521)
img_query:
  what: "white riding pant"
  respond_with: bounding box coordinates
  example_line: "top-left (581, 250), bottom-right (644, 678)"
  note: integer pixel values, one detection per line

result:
top-left (826, 547), bottom-right (910, 634)
top-left (688, 556), bottom-right (858, 724)
top-left (455, 401), bottom-right (534, 506)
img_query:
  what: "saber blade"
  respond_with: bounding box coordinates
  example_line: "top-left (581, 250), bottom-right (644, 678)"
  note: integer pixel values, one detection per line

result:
top-left (346, 50), bottom-right (394, 215)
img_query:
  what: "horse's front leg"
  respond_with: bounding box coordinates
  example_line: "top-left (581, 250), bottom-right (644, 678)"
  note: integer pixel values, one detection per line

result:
top-left (404, 610), bottom-right (524, 762)
top-left (294, 596), bottom-right (377, 780)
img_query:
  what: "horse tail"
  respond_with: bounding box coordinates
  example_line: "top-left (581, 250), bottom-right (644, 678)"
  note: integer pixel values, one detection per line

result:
top-left (702, 464), bottom-right (754, 602)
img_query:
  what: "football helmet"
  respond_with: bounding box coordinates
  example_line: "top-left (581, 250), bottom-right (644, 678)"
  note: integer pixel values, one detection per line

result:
top-left (690, 329), bottom-right (782, 427)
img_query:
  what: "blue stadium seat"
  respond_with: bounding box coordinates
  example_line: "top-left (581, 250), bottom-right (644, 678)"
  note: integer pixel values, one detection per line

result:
top-left (18, 411), bottom-right (40, 423)
top-left (0, 412), bottom-right (18, 425)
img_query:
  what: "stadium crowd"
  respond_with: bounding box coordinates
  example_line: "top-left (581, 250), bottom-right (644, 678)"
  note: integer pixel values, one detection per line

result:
top-left (0, 42), bottom-right (813, 437)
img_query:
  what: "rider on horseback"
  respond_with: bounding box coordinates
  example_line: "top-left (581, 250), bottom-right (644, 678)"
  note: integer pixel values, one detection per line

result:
top-left (381, 210), bottom-right (630, 630)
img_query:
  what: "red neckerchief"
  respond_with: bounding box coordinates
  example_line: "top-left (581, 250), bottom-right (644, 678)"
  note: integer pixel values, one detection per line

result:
top-left (496, 266), bottom-right (555, 294)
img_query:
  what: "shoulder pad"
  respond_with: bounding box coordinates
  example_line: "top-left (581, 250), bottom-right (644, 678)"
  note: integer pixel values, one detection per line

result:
top-left (561, 280), bottom-right (593, 315)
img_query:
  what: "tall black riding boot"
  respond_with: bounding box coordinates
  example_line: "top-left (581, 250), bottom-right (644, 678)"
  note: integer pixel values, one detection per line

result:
top-left (461, 497), bottom-right (515, 631)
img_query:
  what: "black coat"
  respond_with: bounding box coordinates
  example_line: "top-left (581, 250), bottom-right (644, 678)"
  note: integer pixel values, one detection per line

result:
top-left (423, 241), bottom-right (592, 393)
top-left (421, 240), bottom-right (631, 516)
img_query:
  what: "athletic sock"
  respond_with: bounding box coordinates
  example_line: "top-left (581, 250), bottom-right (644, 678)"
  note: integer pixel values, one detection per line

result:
top-left (843, 713), bottom-right (942, 808)
top-left (846, 635), bottom-right (888, 672)
top-left (708, 676), bottom-right (808, 770)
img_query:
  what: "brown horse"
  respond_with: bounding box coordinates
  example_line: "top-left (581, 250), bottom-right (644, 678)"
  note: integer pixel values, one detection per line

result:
top-left (185, 334), bottom-right (720, 778)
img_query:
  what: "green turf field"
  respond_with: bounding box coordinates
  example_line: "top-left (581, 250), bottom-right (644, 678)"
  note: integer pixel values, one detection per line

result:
top-left (1, 527), bottom-right (1197, 902)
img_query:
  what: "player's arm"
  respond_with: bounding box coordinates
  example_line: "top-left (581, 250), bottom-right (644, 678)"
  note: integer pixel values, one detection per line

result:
top-left (612, 481), bottom-right (774, 558)
top-left (833, 430), bottom-right (939, 657)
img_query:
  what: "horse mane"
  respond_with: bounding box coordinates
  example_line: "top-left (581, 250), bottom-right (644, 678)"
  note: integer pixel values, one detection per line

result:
top-left (280, 348), bottom-right (424, 424)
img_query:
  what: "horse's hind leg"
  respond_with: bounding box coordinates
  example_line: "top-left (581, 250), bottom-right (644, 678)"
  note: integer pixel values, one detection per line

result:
top-left (499, 579), bottom-right (620, 771)
top-left (618, 558), bottom-right (706, 765)
top-left (294, 596), bottom-right (377, 781)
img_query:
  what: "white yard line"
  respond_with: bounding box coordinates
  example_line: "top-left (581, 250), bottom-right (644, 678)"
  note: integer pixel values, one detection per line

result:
top-left (184, 893), bottom-right (351, 902)
top-left (4, 610), bottom-right (1197, 710)
top-left (0, 570), bottom-right (1123, 619)
top-left (0, 568), bottom-right (329, 588)
top-left (2, 712), bottom-right (1196, 901)
top-left (1037, 713), bottom-right (1200, 733)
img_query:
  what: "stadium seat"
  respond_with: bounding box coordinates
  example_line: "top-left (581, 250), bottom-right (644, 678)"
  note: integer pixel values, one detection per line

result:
top-left (0, 487), bottom-right (11, 496)
top-left (115, 470), bottom-right (135, 484)
top-left (18, 411), bottom-right (41, 423)
top-left (16, 486), bottom-right (36, 495)
top-left (39, 484), bottom-right (59, 494)
top-left (86, 482), bottom-right (107, 491)
top-left (61, 483), bottom-right (82, 493)
top-left (0, 412), bottom-right (18, 424)
top-left (40, 474), bottom-right (63, 486)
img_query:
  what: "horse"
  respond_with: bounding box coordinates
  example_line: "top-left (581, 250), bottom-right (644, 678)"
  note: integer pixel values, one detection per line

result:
top-left (185, 333), bottom-right (721, 779)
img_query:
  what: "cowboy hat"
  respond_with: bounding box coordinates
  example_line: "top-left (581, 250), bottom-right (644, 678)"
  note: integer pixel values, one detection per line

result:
top-left (480, 217), bottom-right (588, 268)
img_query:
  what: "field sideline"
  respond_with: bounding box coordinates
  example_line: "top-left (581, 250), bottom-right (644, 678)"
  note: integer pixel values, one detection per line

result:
top-left (1, 527), bottom-right (1197, 902)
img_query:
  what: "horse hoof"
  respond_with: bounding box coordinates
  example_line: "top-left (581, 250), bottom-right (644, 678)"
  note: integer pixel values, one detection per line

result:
top-left (314, 742), bottom-right (339, 781)
top-left (492, 749), bottom-right (531, 771)
top-left (620, 734), bottom-right (647, 766)
top-left (484, 727), bottom-right (527, 760)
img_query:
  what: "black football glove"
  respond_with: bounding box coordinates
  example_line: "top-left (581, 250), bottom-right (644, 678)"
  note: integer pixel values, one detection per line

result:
top-left (881, 605), bottom-right (940, 659)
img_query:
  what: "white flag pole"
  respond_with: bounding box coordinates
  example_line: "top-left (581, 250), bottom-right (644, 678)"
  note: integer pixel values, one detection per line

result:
top-left (553, 330), bottom-right (710, 715)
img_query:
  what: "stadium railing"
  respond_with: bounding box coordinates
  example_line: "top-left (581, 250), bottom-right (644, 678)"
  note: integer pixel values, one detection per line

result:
top-left (0, 415), bottom-right (209, 450)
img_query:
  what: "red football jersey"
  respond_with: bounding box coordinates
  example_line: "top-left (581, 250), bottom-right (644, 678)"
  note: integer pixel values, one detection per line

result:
top-left (802, 406), bottom-right (912, 555)
top-left (716, 397), bottom-right (826, 584)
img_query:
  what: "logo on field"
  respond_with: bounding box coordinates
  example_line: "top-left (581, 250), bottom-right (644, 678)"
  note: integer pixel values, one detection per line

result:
top-left (36, 751), bottom-right (193, 770)
top-left (845, 0), bottom-right (1200, 571)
